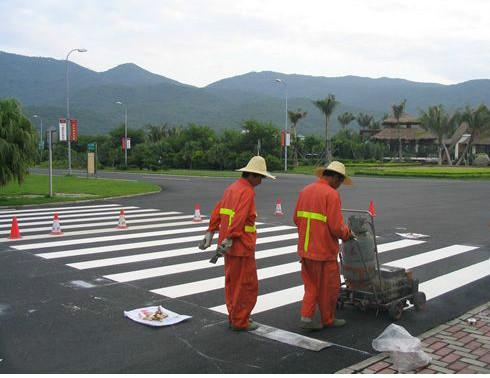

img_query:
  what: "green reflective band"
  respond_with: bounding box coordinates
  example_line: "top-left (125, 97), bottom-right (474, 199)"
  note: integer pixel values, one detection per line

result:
top-left (219, 208), bottom-right (235, 226)
top-left (296, 211), bottom-right (327, 252)
top-left (244, 225), bottom-right (256, 233)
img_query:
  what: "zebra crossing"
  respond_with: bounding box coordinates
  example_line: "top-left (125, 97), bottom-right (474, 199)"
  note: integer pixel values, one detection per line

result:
top-left (1, 203), bottom-right (489, 320)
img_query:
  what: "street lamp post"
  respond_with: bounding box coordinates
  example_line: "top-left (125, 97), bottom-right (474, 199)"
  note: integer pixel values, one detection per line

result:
top-left (65, 48), bottom-right (87, 175)
top-left (275, 79), bottom-right (288, 172)
top-left (33, 114), bottom-right (43, 148)
top-left (116, 101), bottom-right (128, 168)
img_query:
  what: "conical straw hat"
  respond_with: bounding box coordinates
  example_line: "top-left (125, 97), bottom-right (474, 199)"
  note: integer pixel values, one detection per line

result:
top-left (236, 156), bottom-right (276, 179)
top-left (314, 161), bottom-right (352, 185)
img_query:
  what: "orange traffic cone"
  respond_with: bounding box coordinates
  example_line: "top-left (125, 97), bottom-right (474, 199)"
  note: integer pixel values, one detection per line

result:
top-left (50, 213), bottom-right (63, 235)
top-left (368, 200), bottom-right (376, 217)
top-left (193, 204), bottom-right (202, 222)
top-left (8, 216), bottom-right (21, 239)
top-left (274, 197), bottom-right (284, 216)
top-left (117, 209), bottom-right (128, 229)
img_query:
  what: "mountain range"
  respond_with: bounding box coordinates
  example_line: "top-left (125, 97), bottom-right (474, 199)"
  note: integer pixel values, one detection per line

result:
top-left (1, 50), bottom-right (489, 136)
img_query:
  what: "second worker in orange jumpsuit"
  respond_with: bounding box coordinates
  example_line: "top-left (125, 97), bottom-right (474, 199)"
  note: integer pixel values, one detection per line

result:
top-left (294, 161), bottom-right (353, 330)
top-left (198, 156), bottom-right (275, 331)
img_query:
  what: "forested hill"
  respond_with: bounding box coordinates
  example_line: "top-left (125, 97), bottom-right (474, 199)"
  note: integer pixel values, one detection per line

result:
top-left (1, 50), bottom-right (489, 135)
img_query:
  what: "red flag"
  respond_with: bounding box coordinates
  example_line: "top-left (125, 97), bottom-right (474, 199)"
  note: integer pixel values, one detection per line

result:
top-left (70, 119), bottom-right (78, 142)
top-left (368, 200), bottom-right (376, 217)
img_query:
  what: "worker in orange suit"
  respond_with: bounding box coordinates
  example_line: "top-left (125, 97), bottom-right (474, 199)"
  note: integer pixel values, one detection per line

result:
top-left (293, 161), bottom-right (353, 331)
top-left (198, 156), bottom-right (276, 331)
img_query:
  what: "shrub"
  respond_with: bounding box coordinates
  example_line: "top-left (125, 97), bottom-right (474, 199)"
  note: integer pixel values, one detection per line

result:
top-left (473, 153), bottom-right (490, 167)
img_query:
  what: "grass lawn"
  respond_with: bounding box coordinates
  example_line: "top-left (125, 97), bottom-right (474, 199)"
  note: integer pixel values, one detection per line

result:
top-left (353, 165), bottom-right (490, 179)
top-left (0, 174), bottom-right (160, 206)
top-left (105, 168), bottom-right (242, 178)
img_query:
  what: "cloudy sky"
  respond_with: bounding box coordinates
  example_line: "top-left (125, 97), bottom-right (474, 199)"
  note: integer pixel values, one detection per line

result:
top-left (1, 0), bottom-right (489, 87)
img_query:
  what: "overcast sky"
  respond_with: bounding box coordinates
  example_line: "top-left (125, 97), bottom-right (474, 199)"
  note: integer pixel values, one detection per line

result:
top-left (1, 0), bottom-right (489, 87)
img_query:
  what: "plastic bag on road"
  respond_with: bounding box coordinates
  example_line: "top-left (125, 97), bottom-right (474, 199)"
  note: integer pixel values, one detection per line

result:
top-left (372, 323), bottom-right (431, 373)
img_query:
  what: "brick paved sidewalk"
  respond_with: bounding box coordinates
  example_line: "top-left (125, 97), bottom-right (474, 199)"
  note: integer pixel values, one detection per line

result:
top-left (336, 302), bottom-right (490, 374)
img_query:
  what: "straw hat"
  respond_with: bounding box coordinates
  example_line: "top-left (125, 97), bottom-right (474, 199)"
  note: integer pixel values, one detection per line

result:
top-left (236, 156), bottom-right (276, 179)
top-left (315, 161), bottom-right (352, 185)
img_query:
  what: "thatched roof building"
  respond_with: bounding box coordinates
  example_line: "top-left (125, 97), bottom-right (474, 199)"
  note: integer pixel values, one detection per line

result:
top-left (382, 112), bottom-right (420, 127)
top-left (372, 128), bottom-right (436, 142)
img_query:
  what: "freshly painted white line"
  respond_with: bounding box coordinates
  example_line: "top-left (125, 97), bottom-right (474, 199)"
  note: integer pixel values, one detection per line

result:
top-left (0, 219), bottom-right (210, 242)
top-left (68, 239), bottom-right (297, 270)
top-left (151, 261), bottom-right (299, 297)
top-left (18, 222), bottom-right (279, 250)
top-left (420, 259), bottom-right (490, 300)
top-left (0, 205), bottom-right (140, 219)
top-left (0, 203), bottom-right (120, 215)
top-left (0, 211), bottom-right (182, 229)
top-left (210, 244), bottom-right (484, 315)
top-left (387, 245), bottom-right (479, 269)
top-left (152, 241), bottom-right (441, 298)
top-left (210, 286), bottom-right (304, 315)
top-left (377, 239), bottom-right (426, 253)
top-left (0, 208), bottom-right (157, 223)
top-left (35, 226), bottom-right (295, 259)
top-left (101, 237), bottom-right (297, 282)
top-left (14, 225), bottom-right (213, 250)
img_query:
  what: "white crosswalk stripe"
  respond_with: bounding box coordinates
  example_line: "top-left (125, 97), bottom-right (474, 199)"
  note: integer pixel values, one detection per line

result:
top-left (0, 203), bottom-right (121, 215)
top-left (0, 211), bottom-right (182, 230)
top-left (5, 202), bottom-right (488, 321)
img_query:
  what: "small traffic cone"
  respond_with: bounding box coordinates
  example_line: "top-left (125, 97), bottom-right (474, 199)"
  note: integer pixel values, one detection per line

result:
top-left (193, 204), bottom-right (202, 222)
top-left (8, 216), bottom-right (21, 239)
top-left (117, 209), bottom-right (128, 229)
top-left (274, 197), bottom-right (284, 216)
top-left (368, 200), bottom-right (376, 217)
top-left (50, 213), bottom-right (63, 235)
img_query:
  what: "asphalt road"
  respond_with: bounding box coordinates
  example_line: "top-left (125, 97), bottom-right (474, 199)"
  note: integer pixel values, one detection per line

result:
top-left (0, 169), bottom-right (488, 373)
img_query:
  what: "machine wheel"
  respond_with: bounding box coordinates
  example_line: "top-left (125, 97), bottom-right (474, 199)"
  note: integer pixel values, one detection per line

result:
top-left (388, 301), bottom-right (404, 320)
top-left (414, 291), bottom-right (427, 311)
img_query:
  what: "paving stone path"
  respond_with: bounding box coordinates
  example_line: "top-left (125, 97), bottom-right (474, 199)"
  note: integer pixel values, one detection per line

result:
top-left (336, 302), bottom-right (490, 374)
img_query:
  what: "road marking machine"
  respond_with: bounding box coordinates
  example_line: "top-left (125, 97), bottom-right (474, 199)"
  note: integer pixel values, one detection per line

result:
top-left (338, 209), bottom-right (426, 320)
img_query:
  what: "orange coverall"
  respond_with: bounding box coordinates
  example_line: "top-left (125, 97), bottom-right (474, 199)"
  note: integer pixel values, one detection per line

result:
top-left (293, 178), bottom-right (350, 326)
top-left (208, 178), bottom-right (258, 329)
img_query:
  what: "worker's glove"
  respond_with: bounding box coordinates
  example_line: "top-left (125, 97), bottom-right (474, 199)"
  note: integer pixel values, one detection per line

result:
top-left (198, 232), bottom-right (214, 250)
top-left (209, 238), bottom-right (233, 264)
top-left (348, 229), bottom-right (358, 240)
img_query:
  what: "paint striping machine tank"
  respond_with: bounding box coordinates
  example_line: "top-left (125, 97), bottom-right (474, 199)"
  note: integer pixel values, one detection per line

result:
top-left (338, 210), bottom-right (426, 320)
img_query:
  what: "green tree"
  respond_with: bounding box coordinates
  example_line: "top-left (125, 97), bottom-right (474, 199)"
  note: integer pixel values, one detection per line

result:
top-left (337, 112), bottom-right (356, 130)
top-left (456, 105), bottom-right (490, 165)
top-left (0, 99), bottom-right (38, 186)
top-left (288, 109), bottom-right (307, 167)
top-left (392, 99), bottom-right (407, 161)
top-left (313, 94), bottom-right (339, 163)
top-left (419, 105), bottom-right (457, 165)
top-left (356, 113), bottom-right (374, 129)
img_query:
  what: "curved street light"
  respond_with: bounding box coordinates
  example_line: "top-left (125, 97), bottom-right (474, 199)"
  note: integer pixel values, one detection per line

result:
top-left (115, 101), bottom-right (128, 168)
top-left (66, 48), bottom-right (87, 175)
top-left (275, 78), bottom-right (288, 172)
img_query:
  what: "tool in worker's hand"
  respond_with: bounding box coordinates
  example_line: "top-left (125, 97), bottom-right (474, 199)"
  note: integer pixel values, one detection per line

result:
top-left (198, 231), bottom-right (214, 250)
top-left (209, 238), bottom-right (233, 264)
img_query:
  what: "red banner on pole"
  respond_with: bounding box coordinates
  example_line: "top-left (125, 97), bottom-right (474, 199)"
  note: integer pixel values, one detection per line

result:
top-left (280, 130), bottom-right (285, 147)
top-left (70, 119), bottom-right (78, 142)
top-left (121, 137), bottom-right (126, 150)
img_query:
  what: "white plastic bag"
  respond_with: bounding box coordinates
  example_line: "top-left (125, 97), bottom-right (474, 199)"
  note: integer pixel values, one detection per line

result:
top-left (372, 323), bottom-right (431, 372)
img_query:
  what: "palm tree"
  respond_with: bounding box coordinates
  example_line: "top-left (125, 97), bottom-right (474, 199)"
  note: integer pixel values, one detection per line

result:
top-left (392, 99), bottom-right (407, 161)
top-left (356, 113), bottom-right (374, 130)
top-left (287, 109), bottom-right (307, 167)
top-left (145, 123), bottom-right (169, 143)
top-left (456, 105), bottom-right (490, 166)
top-left (337, 112), bottom-right (355, 130)
top-left (313, 94), bottom-right (339, 162)
top-left (0, 99), bottom-right (38, 186)
top-left (419, 105), bottom-right (457, 165)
